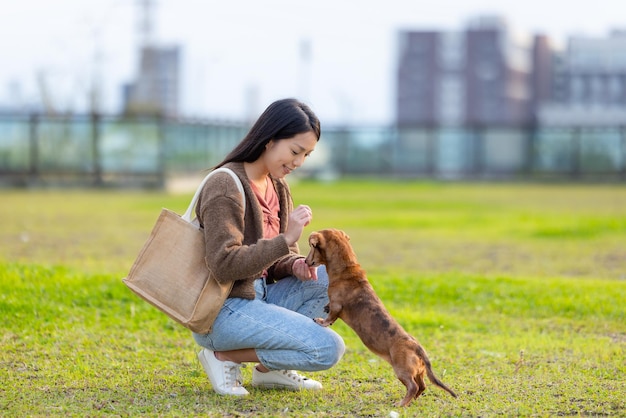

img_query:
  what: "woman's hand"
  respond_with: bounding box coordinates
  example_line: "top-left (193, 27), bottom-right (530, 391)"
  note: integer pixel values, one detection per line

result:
top-left (292, 258), bottom-right (318, 281)
top-left (284, 204), bottom-right (313, 246)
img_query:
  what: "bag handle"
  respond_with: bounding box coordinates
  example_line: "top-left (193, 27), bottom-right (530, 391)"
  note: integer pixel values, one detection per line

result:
top-left (182, 167), bottom-right (246, 223)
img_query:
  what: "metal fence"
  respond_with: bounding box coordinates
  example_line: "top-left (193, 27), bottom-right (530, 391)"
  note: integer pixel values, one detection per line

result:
top-left (0, 113), bottom-right (625, 188)
top-left (0, 113), bottom-right (248, 188)
top-left (327, 125), bottom-right (626, 180)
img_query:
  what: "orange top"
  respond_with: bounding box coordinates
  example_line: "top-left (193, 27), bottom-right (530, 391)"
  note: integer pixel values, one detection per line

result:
top-left (250, 176), bottom-right (281, 239)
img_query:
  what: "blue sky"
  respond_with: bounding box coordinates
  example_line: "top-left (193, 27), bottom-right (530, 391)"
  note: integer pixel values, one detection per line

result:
top-left (1, 0), bottom-right (623, 124)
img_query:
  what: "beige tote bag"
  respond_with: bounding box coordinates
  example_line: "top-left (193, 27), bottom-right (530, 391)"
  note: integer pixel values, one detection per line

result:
top-left (123, 168), bottom-right (245, 334)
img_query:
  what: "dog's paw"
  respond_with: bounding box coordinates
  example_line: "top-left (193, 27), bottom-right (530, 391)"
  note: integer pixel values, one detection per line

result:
top-left (313, 318), bottom-right (330, 327)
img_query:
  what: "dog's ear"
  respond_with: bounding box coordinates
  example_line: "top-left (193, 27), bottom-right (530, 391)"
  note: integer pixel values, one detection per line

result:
top-left (309, 232), bottom-right (322, 248)
top-left (339, 230), bottom-right (350, 241)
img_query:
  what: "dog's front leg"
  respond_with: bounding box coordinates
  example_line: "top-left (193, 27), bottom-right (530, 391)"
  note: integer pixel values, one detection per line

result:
top-left (314, 301), bottom-right (342, 327)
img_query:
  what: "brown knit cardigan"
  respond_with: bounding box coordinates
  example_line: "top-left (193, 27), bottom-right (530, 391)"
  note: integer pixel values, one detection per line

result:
top-left (195, 162), bottom-right (303, 300)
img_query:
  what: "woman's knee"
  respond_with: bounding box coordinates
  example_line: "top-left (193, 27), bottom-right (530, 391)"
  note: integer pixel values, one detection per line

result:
top-left (314, 329), bottom-right (345, 370)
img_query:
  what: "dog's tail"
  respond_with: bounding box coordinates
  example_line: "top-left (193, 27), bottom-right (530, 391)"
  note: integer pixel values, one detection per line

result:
top-left (416, 345), bottom-right (458, 398)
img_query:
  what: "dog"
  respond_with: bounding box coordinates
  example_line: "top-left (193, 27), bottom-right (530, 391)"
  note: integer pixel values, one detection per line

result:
top-left (305, 228), bottom-right (457, 407)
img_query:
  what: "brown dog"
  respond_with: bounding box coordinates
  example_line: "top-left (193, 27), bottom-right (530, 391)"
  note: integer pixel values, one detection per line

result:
top-left (305, 228), bottom-right (457, 407)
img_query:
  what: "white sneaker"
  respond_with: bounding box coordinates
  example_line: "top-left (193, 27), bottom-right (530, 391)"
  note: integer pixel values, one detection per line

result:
top-left (197, 349), bottom-right (249, 396)
top-left (251, 368), bottom-right (323, 391)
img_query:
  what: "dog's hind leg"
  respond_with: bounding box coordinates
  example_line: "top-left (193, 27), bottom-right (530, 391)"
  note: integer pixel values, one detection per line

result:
top-left (390, 344), bottom-right (422, 406)
top-left (395, 369), bottom-right (418, 407)
top-left (391, 355), bottom-right (419, 406)
top-left (415, 373), bottom-right (426, 399)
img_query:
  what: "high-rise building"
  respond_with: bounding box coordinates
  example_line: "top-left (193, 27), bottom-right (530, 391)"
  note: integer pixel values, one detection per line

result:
top-left (539, 30), bottom-right (626, 126)
top-left (396, 16), bottom-right (533, 127)
top-left (123, 46), bottom-right (180, 117)
top-left (122, 0), bottom-right (180, 117)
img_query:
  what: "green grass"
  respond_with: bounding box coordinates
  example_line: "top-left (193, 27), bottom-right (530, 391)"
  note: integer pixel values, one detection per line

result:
top-left (1, 180), bottom-right (625, 416)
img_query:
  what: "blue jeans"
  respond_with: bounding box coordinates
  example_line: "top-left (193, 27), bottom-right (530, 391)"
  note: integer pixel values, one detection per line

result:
top-left (193, 266), bottom-right (345, 371)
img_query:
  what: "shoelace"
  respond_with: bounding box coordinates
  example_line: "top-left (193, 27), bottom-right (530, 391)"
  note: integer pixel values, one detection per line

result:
top-left (224, 363), bottom-right (246, 387)
top-left (282, 370), bottom-right (308, 382)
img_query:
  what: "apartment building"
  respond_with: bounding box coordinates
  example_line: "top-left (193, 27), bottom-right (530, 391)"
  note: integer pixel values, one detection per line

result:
top-left (539, 30), bottom-right (626, 126)
top-left (123, 46), bottom-right (181, 117)
top-left (396, 16), bottom-right (533, 128)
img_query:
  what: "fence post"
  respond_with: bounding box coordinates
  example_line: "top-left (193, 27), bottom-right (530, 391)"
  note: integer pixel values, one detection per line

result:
top-left (427, 124), bottom-right (436, 176)
top-left (332, 128), bottom-right (350, 175)
top-left (621, 125), bottom-right (626, 181)
top-left (157, 114), bottom-right (166, 189)
top-left (473, 125), bottom-right (484, 177)
top-left (28, 113), bottom-right (39, 184)
top-left (525, 123), bottom-right (536, 176)
top-left (571, 127), bottom-right (581, 180)
top-left (91, 112), bottom-right (102, 186)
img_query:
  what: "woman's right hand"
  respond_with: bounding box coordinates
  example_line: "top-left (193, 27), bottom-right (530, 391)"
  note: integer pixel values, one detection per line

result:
top-left (284, 204), bottom-right (312, 246)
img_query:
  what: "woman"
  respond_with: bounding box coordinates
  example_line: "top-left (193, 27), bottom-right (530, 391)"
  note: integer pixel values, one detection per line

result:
top-left (193, 98), bottom-right (345, 396)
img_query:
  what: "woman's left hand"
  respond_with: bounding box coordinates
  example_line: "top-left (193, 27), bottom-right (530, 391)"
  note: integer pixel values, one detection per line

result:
top-left (292, 258), bottom-right (318, 281)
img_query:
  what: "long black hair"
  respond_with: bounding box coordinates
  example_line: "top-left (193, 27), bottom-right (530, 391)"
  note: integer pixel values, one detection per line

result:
top-left (215, 98), bottom-right (321, 168)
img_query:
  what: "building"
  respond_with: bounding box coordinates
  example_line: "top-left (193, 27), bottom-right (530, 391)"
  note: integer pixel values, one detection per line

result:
top-left (396, 16), bottom-right (534, 128)
top-left (123, 45), bottom-right (181, 117)
top-left (538, 30), bottom-right (626, 126)
top-left (530, 34), bottom-right (555, 118)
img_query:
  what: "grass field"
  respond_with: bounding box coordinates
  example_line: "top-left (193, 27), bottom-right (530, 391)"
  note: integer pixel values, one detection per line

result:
top-left (1, 180), bottom-right (625, 417)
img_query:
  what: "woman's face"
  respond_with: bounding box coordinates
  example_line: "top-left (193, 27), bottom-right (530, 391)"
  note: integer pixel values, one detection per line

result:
top-left (262, 131), bottom-right (318, 178)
